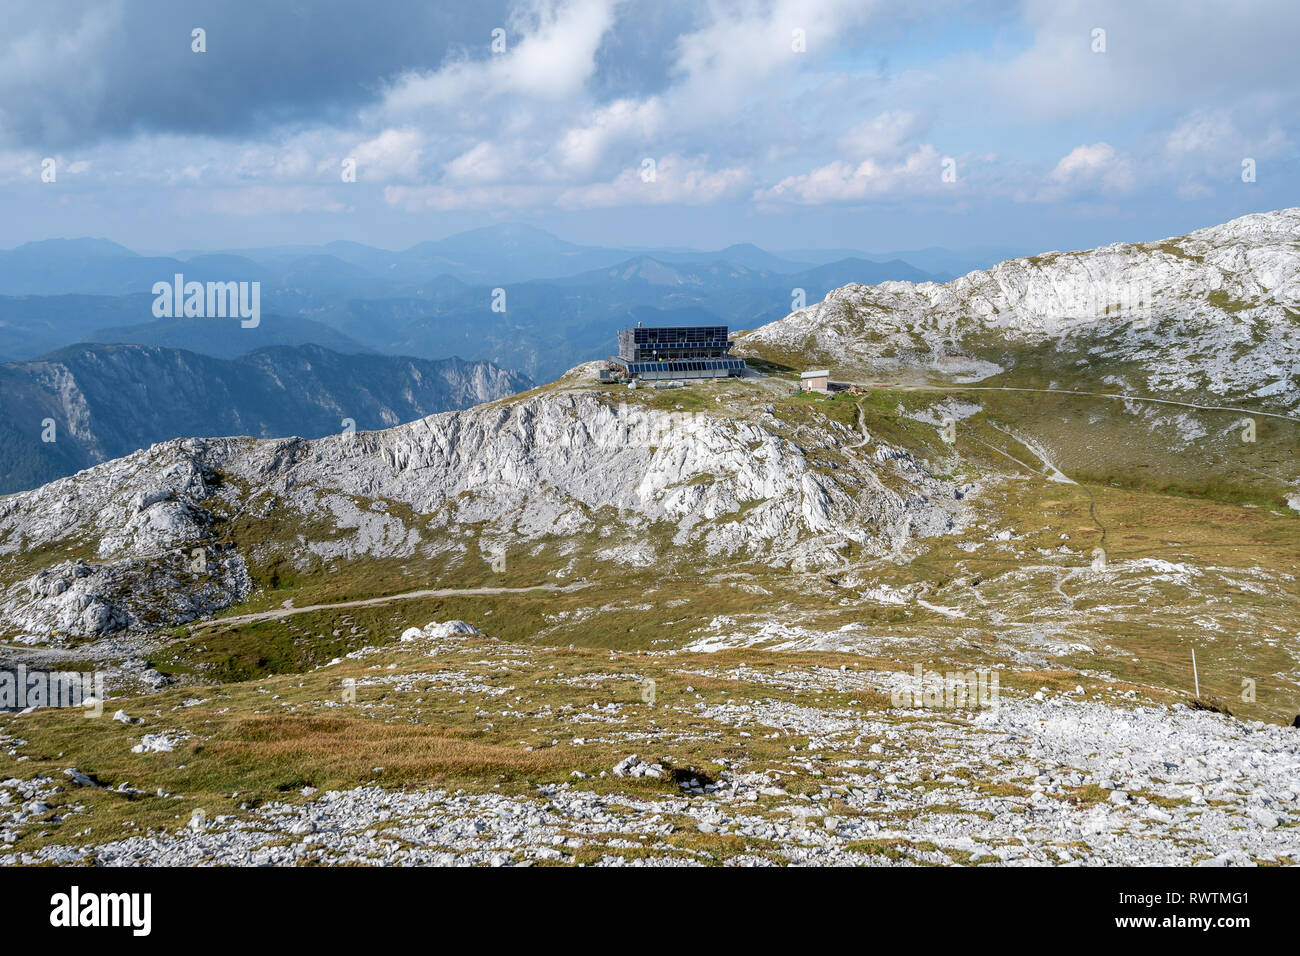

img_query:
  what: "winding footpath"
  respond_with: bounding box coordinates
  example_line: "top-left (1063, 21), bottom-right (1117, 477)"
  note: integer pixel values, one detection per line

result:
top-left (189, 582), bottom-right (594, 631)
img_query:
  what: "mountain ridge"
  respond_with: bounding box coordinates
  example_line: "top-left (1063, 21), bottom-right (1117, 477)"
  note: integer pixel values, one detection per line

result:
top-left (3, 224), bottom-right (949, 293)
top-left (741, 206), bottom-right (1300, 409)
top-left (0, 342), bottom-right (531, 494)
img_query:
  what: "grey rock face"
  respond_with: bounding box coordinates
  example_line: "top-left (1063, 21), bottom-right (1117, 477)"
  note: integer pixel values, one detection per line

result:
top-left (0, 386), bottom-right (959, 639)
top-left (746, 207), bottom-right (1300, 406)
top-left (0, 342), bottom-right (532, 494)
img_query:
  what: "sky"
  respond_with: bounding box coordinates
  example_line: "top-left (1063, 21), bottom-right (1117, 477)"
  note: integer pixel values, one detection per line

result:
top-left (1, 0), bottom-right (1297, 256)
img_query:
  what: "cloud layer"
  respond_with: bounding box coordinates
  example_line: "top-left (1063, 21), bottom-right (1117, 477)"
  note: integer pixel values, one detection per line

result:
top-left (1, 0), bottom-right (1297, 249)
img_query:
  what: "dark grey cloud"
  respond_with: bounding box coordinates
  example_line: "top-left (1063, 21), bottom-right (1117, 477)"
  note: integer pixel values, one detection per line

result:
top-left (0, 0), bottom-right (511, 148)
top-left (587, 2), bottom-right (696, 101)
top-left (2, 0), bottom-right (1296, 259)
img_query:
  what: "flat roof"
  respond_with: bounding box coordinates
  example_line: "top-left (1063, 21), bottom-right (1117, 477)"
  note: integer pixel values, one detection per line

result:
top-left (800, 370), bottom-right (830, 378)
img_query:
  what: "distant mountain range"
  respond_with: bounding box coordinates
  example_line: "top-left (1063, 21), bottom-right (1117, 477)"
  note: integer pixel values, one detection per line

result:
top-left (0, 295), bottom-right (372, 359)
top-left (88, 313), bottom-right (372, 359)
top-left (0, 238), bottom-right (956, 382)
top-left (7, 209), bottom-right (1297, 643)
top-left (0, 238), bottom-right (393, 298)
top-left (292, 253), bottom-right (949, 382)
top-left (1, 223), bottom-right (980, 297)
top-left (0, 225), bottom-right (1028, 476)
top-left (0, 343), bottom-right (530, 493)
top-left (772, 245), bottom-right (1025, 278)
top-left (0, 233), bottom-right (956, 382)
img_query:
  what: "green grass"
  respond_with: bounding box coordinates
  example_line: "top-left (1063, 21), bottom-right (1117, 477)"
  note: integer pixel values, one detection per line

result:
top-left (3, 348), bottom-right (1299, 870)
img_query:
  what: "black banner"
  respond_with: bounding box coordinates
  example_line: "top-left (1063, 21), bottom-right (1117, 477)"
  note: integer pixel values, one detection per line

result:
top-left (0, 865), bottom-right (1272, 944)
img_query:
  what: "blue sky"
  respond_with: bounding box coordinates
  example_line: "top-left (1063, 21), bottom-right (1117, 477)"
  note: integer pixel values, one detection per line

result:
top-left (1, 0), bottom-right (1296, 256)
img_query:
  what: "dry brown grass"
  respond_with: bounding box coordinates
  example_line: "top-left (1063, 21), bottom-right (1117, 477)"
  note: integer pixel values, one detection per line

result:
top-left (206, 714), bottom-right (570, 788)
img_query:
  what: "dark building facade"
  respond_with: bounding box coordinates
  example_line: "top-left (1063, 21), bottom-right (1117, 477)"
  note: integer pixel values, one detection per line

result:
top-left (606, 324), bottom-right (747, 380)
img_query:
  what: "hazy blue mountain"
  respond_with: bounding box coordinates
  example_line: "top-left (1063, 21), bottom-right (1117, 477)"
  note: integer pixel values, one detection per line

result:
top-left (320, 240), bottom-right (400, 273)
top-left (549, 255), bottom-right (939, 304)
top-left (307, 284), bottom-right (624, 381)
top-left (167, 243), bottom-right (325, 261)
top-left (0, 244), bottom-right (272, 296)
top-left (0, 243), bottom-right (941, 382)
top-left (393, 223), bottom-right (634, 284)
top-left (793, 257), bottom-right (938, 289)
top-left (411, 274), bottom-right (473, 300)
top-left (0, 242), bottom-right (380, 297)
top-left (163, 226), bottom-right (956, 285)
top-left (292, 255), bottom-right (947, 382)
top-left (4, 237), bottom-right (138, 261)
top-left (0, 232), bottom-right (946, 381)
top-left (221, 225), bottom-right (635, 285)
top-left (3, 227), bottom-right (951, 298)
top-left (86, 313), bottom-right (373, 358)
top-left (858, 246), bottom-right (1026, 278)
top-left (0, 343), bottom-right (531, 493)
top-left (0, 294), bottom-right (162, 357)
top-left (271, 253), bottom-right (410, 296)
top-left (3, 226), bottom-right (633, 291)
top-left (554, 256), bottom-right (771, 291)
top-left (555, 254), bottom-right (937, 291)
top-left (0, 294), bottom-right (381, 360)
top-left (276, 254), bottom-right (376, 285)
top-left (630, 243), bottom-right (813, 273)
top-left (776, 245), bottom-right (1030, 278)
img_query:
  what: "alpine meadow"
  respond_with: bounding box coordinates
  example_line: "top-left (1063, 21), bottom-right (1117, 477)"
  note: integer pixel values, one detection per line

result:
top-left (0, 1), bottom-right (1297, 929)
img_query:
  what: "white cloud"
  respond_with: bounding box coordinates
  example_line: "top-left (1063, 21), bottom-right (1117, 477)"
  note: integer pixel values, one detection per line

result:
top-left (379, 0), bottom-right (621, 114)
top-left (667, 0), bottom-right (880, 124)
top-left (1050, 142), bottom-right (1116, 182)
top-left (351, 128), bottom-right (424, 181)
top-left (756, 144), bottom-right (949, 204)
top-left (384, 182), bottom-right (552, 211)
top-left (0, 149), bottom-right (41, 183)
top-left (4, 0), bottom-right (1298, 225)
top-left (557, 154), bottom-right (751, 208)
top-left (836, 110), bottom-right (929, 160)
top-left (443, 142), bottom-right (512, 184)
top-left (1165, 106), bottom-right (1288, 158)
top-left (1038, 142), bottom-right (1134, 199)
top-left (0, 2), bottom-right (122, 145)
top-left (556, 97), bottom-right (665, 173)
top-left (1166, 111), bottom-right (1231, 156)
top-left (968, 0), bottom-right (1300, 122)
top-left (1159, 105), bottom-right (1289, 200)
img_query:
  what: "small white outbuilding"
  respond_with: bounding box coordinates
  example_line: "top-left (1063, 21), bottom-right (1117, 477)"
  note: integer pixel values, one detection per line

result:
top-left (800, 369), bottom-right (830, 392)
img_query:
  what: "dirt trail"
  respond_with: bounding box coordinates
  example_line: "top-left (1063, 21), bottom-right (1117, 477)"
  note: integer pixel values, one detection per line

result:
top-left (190, 582), bottom-right (594, 631)
top-left (846, 401), bottom-right (871, 448)
top-left (863, 382), bottom-right (1300, 423)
